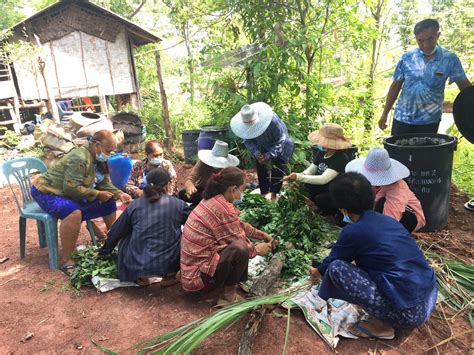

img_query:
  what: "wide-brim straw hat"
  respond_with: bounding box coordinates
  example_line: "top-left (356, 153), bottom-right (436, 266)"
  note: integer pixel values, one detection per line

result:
top-left (197, 140), bottom-right (240, 168)
top-left (308, 123), bottom-right (352, 150)
top-left (231, 102), bottom-right (273, 140)
top-left (345, 147), bottom-right (410, 186)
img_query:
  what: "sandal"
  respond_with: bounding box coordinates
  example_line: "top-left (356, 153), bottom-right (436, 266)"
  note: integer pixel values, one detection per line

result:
top-left (464, 200), bottom-right (474, 211)
top-left (61, 264), bottom-right (76, 277)
top-left (349, 320), bottom-right (395, 340)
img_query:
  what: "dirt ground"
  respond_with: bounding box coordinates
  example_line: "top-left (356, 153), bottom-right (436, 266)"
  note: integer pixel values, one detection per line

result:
top-left (0, 164), bottom-right (472, 354)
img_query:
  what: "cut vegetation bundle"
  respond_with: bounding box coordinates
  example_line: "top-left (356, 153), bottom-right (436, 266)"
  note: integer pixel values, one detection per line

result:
top-left (70, 246), bottom-right (118, 289)
top-left (419, 240), bottom-right (474, 317)
top-left (239, 186), bottom-right (339, 281)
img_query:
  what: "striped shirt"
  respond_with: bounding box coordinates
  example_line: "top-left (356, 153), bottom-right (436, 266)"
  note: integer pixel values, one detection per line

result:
top-left (100, 195), bottom-right (191, 282)
top-left (180, 194), bottom-right (269, 292)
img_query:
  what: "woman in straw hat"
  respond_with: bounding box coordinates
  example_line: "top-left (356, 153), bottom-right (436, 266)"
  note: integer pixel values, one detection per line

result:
top-left (100, 168), bottom-right (190, 286)
top-left (309, 172), bottom-right (436, 339)
top-left (284, 123), bottom-right (354, 215)
top-left (231, 102), bottom-right (294, 200)
top-left (345, 147), bottom-right (425, 232)
top-left (181, 167), bottom-right (277, 306)
top-left (178, 140), bottom-right (239, 208)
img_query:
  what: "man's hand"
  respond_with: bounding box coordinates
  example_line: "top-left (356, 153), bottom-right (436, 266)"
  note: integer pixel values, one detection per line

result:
top-left (255, 242), bottom-right (272, 256)
top-left (186, 184), bottom-right (197, 196)
top-left (97, 191), bottom-right (114, 202)
top-left (378, 113), bottom-right (388, 130)
top-left (283, 173), bottom-right (297, 182)
top-left (119, 192), bottom-right (132, 204)
top-left (309, 266), bottom-right (321, 284)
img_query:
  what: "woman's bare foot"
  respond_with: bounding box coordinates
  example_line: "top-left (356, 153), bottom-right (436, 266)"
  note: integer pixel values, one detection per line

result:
top-left (160, 271), bottom-right (181, 287)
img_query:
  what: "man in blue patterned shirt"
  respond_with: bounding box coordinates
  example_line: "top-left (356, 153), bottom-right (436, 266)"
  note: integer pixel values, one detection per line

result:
top-left (379, 19), bottom-right (471, 135)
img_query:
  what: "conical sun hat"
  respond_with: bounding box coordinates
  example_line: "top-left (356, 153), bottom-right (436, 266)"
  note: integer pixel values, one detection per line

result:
top-left (345, 147), bottom-right (410, 186)
top-left (197, 140), bottom-right (240, 168)
top-left (230, 102), bottom-right (274, 139)
top-left (307, 123), bottom-right (352, 150)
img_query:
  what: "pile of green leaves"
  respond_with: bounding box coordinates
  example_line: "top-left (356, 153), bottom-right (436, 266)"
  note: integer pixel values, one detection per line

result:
top-left (239, 186), bottom-right (339, 281)
top-left (69, 246), bottom-right (118, 289)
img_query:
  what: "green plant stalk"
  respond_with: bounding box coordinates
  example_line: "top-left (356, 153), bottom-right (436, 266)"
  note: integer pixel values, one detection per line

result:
top-left (282, 307), bottom-right (291, 355)
top-left (127, 285), bottom-right (310, 354)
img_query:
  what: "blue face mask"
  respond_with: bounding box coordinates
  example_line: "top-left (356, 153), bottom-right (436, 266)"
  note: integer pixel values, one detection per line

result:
top-left (233, 192), bottom-right (244, 206)
top-left (96, 152), bottom-right (110, 162)
top-left (317, 145), bottom-right (326, 152)
top-left (342, 214), bottom-right (353, 224)
top-left (150, 158), bottom-right (163, 166)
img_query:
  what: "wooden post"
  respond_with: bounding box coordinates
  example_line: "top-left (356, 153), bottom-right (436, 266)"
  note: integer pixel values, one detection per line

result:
top-left (38, 57), bottom-right (60, 124)
top-left (154, 50), bottom-right (174, 151)
top-left (238, 252), bottom-right (286, 355)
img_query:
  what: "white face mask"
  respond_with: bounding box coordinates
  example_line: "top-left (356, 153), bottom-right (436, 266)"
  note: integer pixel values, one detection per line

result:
top-left (422, 46), bottom-right (437, 56)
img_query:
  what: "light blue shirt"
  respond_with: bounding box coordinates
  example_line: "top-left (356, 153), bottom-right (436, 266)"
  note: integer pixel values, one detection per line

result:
top-left (393, 45), bottom-right (467, 125)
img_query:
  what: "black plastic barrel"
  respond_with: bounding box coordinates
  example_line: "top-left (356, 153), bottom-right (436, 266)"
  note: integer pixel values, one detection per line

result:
top-left (197, 125), bottom-right (228, 151)
top-left (384, 133), bottom-right (457, 231)
top-left (182, 130), bottom-right (200, 164)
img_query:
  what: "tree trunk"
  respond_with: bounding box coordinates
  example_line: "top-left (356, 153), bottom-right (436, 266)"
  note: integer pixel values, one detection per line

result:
top-left (154, 50), bottom-right (174, 151)
top-left (183, 23), bottom-right (195, 104)
top-left (238, 252), bottom-right (286, 355)
top-left (364, 0), bottom-right (385, 134)
top-left (38, 57), bottom-right (59, 124)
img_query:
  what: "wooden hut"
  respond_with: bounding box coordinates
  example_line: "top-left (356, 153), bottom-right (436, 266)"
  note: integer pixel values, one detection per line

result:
top-left (0, 0), bottom-right (160, 132)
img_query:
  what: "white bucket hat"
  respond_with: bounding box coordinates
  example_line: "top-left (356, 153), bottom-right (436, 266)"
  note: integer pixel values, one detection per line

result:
top-left (197, 140), bottom-right (240, 168)
top-left (345, 147), bottom-right (409, 186)
top-left (230, 102), bottom-right (274, 139)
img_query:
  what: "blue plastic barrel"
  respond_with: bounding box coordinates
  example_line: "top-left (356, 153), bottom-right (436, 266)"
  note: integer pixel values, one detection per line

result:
top-left (108, 153), bottom-right (133, 189)
top-left (198, 125), bottom-right (228, 151)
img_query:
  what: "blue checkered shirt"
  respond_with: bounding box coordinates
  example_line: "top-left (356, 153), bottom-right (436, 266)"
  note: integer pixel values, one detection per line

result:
top-left (393, 45), bottom-right (467, 125)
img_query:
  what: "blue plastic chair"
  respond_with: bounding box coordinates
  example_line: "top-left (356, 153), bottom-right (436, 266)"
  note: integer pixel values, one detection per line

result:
top-left (2, 157), bottom-right (98, 270)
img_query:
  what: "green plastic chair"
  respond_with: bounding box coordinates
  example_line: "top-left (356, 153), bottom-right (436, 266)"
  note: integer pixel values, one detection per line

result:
top-left (2, 157), bottom-right (98, 270)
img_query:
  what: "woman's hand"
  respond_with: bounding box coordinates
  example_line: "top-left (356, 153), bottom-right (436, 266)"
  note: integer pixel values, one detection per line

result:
top-left (266, 235), bottom-right (279, 251)
top-left (97, 191), bottom-right (114, 202)
top-left (119, 192), bottom-right (132, 204)
top-left (256, 153), bottom-right (268, 165)
top-left (309, 266), bottom-right (321, 284)
top-left (283, 173), bottom-right (297, 182)
top-left (186, 184), bottom-right (198, 196)
top-left (255, 242), bottom-right (272, 256)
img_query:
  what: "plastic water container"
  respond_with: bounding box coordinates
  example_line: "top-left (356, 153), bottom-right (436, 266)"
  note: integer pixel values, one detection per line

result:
top-left (198, 125), bottom-right (229, 151)
top-left (108, 153), bottom-right (133, 189)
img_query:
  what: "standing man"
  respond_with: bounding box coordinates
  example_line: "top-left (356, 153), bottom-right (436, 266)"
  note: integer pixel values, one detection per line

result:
top-left (379, 19), bottom-right (471, 135)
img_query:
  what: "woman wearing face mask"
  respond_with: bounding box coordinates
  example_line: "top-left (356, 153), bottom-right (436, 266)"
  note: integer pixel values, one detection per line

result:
top-left (31, 130), bottom-right (132, 273)
top-left (125, 140), bottom-right (177, 199)
top-left (284, 123), bottom-right (355, 215)
top-left (309, 172), bottom-right (437, 340)
top-left (180, 167), bottom-right (277, 306)
top-left (99, 168), bottom-right (191, 286)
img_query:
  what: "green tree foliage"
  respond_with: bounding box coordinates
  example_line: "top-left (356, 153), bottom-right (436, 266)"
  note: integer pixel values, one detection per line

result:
top-left (0, 0), bottom-right (25, 30)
